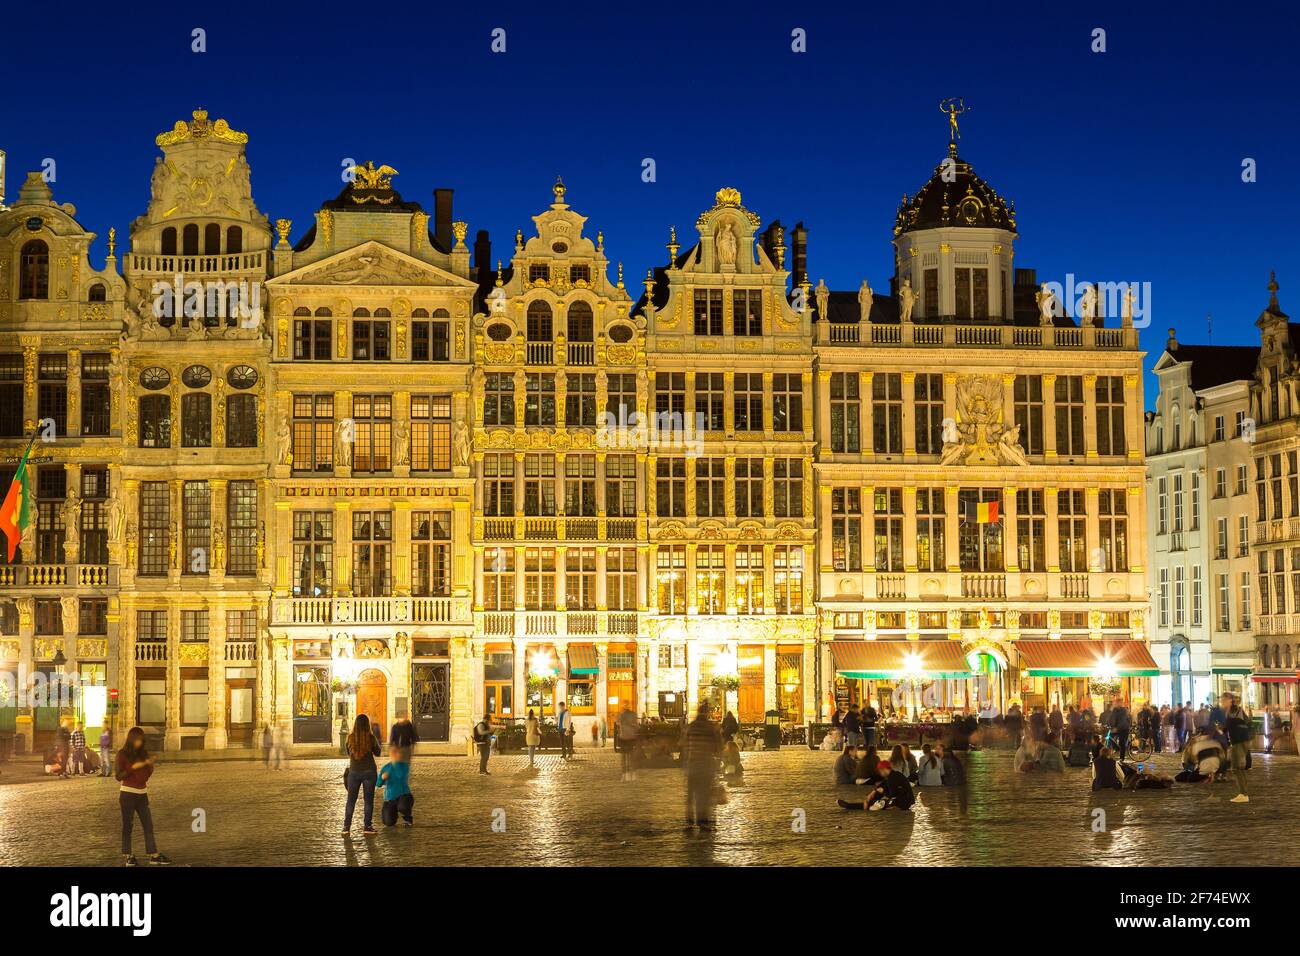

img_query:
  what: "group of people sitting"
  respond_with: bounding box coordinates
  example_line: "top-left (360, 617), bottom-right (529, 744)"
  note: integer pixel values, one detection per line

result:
top-left (833, 742), bottom-right (966, 812)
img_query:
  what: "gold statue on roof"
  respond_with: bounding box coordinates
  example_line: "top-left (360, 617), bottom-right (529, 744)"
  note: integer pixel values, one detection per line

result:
top-left (939, 97), bottom-right (968, 148)
top-left (347, 161), bottom-right (398, 191)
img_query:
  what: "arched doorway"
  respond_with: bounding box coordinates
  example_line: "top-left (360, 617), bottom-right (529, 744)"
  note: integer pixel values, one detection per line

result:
top-left (356, 669), bottom-right (388, 743)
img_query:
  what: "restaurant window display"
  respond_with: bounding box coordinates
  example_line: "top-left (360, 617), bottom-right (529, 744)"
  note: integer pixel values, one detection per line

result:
top-left (293, 665), bottom-right (332, 743)
top-left (776, 647), bottom-right (803, 723)
top-left (484, 647), bottom-right (514, 723)
top-left (525, 644), bottom-right (559, 716)
top-left (566, 644), bottom-right (598, 715)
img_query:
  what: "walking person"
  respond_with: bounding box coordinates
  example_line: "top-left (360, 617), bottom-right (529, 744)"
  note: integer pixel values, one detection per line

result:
top-left (525, 709), bottom-right (541, 768)
top-left (70, 723), bottom-right (87, 776)
top-left (389, 713), bottom-right (418, 763)
top-left (682, 701), bottom-right (722, 830)
top-left (98, 726), bottom-right (113, 777)
top-left (115, 726), bottom-right (171, 865)
top-left (617, 703), bottom-right (639, 781)
top-left (472, 715), bottom-right (493, 774)
top-left (1222, 693), bottom-right (1252, 803)
top-left (261, 724), bottom-right (273, 768)
top-left (1111, 700), bottom-right (1132, 761)
top-left (270, 721), bottom-right (289, 769)
top-left (556, 701), bottom-right (574, 759)
top-left (341, 713), bottom-right (382, 836)
top-left (1150, 704), bottom-right (1162, 753)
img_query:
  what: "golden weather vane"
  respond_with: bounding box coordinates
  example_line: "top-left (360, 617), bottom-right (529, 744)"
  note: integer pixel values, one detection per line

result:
top-left (940, 97), bottom-right (969, 150)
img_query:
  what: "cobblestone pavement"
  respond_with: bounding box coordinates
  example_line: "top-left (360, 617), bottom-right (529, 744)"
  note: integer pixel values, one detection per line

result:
top-left (1, 747), bottom-right (1294, 866)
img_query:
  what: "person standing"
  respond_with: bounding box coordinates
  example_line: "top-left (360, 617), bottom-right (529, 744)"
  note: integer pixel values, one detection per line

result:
top-left (556, 701), bottom-right (574, 759)
top-left (862, 700), bottom-right (879, 749)
top-left (617, 704), bottom-right (639, 781)
top-left (98, 726), bottom-right (113, 777)
top-left (270, 721), bottom-right (289, 770)
top-left (389, 714), bottom-right (418, 763)
top-left (720, 710), bottom-right (739, 743)
top-left (262, 724), bottom-right (274, 767)
top-left (115, 727), bottom-right (171, 865)
top-left (376, 744), bottom-right (415, 827)
top-left (525, 709), bottom-right (541, 768)
top-left (1222, 693), bottom-right (1252, 803)
top-left (342, 713), bottom-right (382, 836)
top-left (842, 704), bottom-right (862, 749)
top-left (1150, 704), bottom-right (1162, 753)
top-left (69, 723), bottom-right (87, 776)
top-left (682, 701), bottom-right (722, 830)
top-left (472, 715), bottom-right (493, 775)
top-left (1111, 701), bottom-right (1132, 760)
top-left (1049, 705), bottom-right (1064, 743)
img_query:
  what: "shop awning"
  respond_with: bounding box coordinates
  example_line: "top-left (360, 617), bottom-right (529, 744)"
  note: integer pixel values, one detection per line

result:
top-left (567, 643), bottom-right (599, 675)
top-left (1251, 670), bottom-right (1299, 683)
top-left (1211, 667), bottom-right (1253, 675)
top-left (1015, 640), bottom-right (1159, 677)
top-left (830, 640), bottom-right (972, 679)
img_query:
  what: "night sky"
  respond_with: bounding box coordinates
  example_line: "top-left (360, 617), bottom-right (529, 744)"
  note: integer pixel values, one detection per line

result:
top-left (2, 2), bottom-right (1295, 401)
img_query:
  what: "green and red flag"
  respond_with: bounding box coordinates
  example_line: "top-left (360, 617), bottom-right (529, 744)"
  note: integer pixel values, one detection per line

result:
top-left (0, 434), bottom-right (36, 562)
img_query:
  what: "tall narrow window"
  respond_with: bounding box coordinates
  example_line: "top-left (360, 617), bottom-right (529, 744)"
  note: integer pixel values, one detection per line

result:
top-left (139, 481), bottom-right (170, 575)
top-left (483, 373), bottom-right (515, 426)
top-left (483, 547), bottom-right (515, 610)
top-left (917, 489), bottom-right (947, 572)
top-left (772, 373), bottom-right (803, 432)
top-left (292, 394), bottom-right (334, 473)
top-left (1054, 376), bottom-right (1085, 456)
top-left (605, 455), bottom-right (637, 517)
top-left (735, 545), bottom-right (764, 614)
top-left (524, 454), bottom-right (556, 517)
top-left (525, 374), bottom-right (556, 427)
top-left (695, 544), bottom-right (725, 614)
top-left (656, 545), bottom-right (686, 614)
top-left (831, 488), bottom-right (862, 572)
top-left (1016, 489), bottom-right (1046, 572)
top-left (1096, 375), bottom-right (1127, 456)
top-left (38, 354), bottom-right (68, 437)
top-left (773, 458), bottom-right (803, 518)
top-left (293, 307), bottom-right (333, 361)
top-left (182, 481), bottom-right (210, 575)
top-left (694, 372), bottom-right (725, 432)
top-left (563, 455), bottom-right (597, 516)
top-left (873, 487), bottom-right (903, 571)
top-left (872, 373), bottom-right (902, 454)
top-left (182, 392), bottom-right (211, 447)
top-left (227, 480), bottom-right (258, 575)
top-left (524, 547), bottom-right (556, 610)
top-left (958, 489), bottom-right (1003, 572)
top-left (1057, 489), bottom-right (1087, 572)
top-left (483, 453), bottom-right (515, 517)
top-left (80, 353), bottom-right (111, 436)
top-left (36, 467), bottom-right (66, 565)
top-left (565, 373), bottom-right (596, 427)
top-left (411, 511), bottom-right (451, 597)
top-left (914, 373), bottom-right (944, 454)
top-left (352, 511), bottom-right (392, 597)
top-left (830, 372), bottom-right (860, 453)
top-left (736, 458), bottom-right (764, 518)
top-left (734, 373), bottom-right (764, 432)
top-left (292, 512), bottom-right (332, 597)
top-left (565, 547), bottom-right (596, 610)
top-left (656, 457), bottom-right (686, 517)
top-left (410, 395), bottom-right (451, 472)
top-left (1014, 376), bottom-right (1044, 455)
top-left (79, 467), bottom-right (109, 565)
top-left (774, 545), bottom-right (803, 614)
top-left (693, 289), bottom-right (723, 335)
top-left (19, 240), bottom-right (49, 300)
top-left (351, 394), bottom-right (392, 473)
top-left (732, 290), bottom-right (762, 336)
top-left (411, 309), bottom-right (450, 362)
top-left (1098, 489), bottom-right (1129, 572)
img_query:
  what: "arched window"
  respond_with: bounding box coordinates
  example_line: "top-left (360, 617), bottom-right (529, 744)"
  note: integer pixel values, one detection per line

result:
top-left (226, 226), bottom-right (243, 254)
top-left (88, 283), bottom-right (106, 303)
top-left (19, 240), bottom-right (49, 300)
top-left (567, 301), bottom-right (593, 342)
top-left (182, 392), bottom-right (212, 447)
top-left (161, 227), bottom-right (177, 256)
top-left (204, 223), bottom-right (221, 255)
top-left (1171, 641), bottom-right (1192, 706)
top-left (526, 301), bottom-right (553, 341)
top-left (182, 224), bottom-right (199, 256)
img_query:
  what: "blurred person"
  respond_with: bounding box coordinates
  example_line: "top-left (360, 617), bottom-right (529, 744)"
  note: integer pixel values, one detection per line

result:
top-left (936, 743), bottom-right (966, 786)
top-left (617, 704), bottom-right (639, 780)
top-left (720, 709), bottom-right (739, 743)
top-left (834, 743), bottom-right (860, 785)
top-left (556, 701), bottom-right (574, 760)
top-left (389, 713), bottom-right (418, 763)
top-left (1036, 733), bottom-right (1066, 771)
top-left (472, 715), bottom-right (493, 775)
top-left (270, 721), bottom-right (289, 770)
top-left (98, 726), bottom-right (113, 777)
top-left (377, 744), bottom-right (414, 827)
top-left (70, 723), bottom-right (87, 776)
top-left (525, 709), bottom-right (541, 769)
top-left (838, 759), bottom-right (915, 811)
top-left (1091, 745), bottom-right (1123, 791)
top-left (682, 701), bottom-right (722, 830)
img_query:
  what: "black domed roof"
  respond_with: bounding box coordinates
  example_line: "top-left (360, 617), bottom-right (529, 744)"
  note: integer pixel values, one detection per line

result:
top-left (894, 147), bottom-right (1016, 237)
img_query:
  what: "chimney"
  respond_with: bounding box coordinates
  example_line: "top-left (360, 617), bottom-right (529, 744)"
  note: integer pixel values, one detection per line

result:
top-left (433, 188), bottom-right (454, 251)
top-left (473, 230), bottom-right (492, 282)
top-left (790, 222), bottom-right (808, 288)
top-left (759, 220), bottom-right (784, 268)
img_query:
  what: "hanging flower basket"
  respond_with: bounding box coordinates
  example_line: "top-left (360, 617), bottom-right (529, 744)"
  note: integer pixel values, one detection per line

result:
top-left (331, 677), bottom-right (357, 695)
top-left (710, 675), bottom-right (740, 693)
top-left (527, 673), bottom-right (557, 693)
top-left (1088, 677), bottom-right (1121, 697)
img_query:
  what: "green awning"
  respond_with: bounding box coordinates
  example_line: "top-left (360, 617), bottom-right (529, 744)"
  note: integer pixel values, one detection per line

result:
top-left (1211, 667), bottom-right (1252, 675)
top-left (1015, 640), bottom-right (1160, 677)
top-left (567, 643), bottom-right (599, 675)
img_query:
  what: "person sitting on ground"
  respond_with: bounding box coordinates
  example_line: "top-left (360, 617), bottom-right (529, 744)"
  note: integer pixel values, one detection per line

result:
top-left (1014, 736), bottom-right (1040, 772)
top-left (854, 746), bottom-right (883, 786)
top-left (936, 743), bottom-right (966, 786)
top-left (916, 744), bottom-right (944, 786)
top-left (1091, 746), bottom-right (1124, 791)
top-left (1035, 733), bottom-right (1066, 772)
top-left (837, 759), bottom-right (916, 811)
top-left (1123, 762), bottom-right (1174, 790)
top-left (1175, 733), bottom-right (1226, 783)
top-left (890, 744), bottom-right (919, 783)
top-left (721, 738), bottom-right (743, 779)
top-left (834, 744), bottom-right (860, 785)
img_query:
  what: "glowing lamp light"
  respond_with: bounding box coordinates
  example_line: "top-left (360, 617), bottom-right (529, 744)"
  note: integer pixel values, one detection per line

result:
top-left (529, 649), bottom-right (556, 678)
top-left (1095, 656), bottom-right (1118, 682)
top-left (783, 683), bottom-right (798, 694)
top-left (903, 652), bottom-right (923, 675)
top-left (715, 649), bottom-right (738, 677)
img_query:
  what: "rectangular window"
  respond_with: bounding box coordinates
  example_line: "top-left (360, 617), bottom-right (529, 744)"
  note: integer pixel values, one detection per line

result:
top-left (1013, 375), bottom-right (1044, 456)
top-left (656, 457), bottom-right (686, 517)
top-left (735, 458), bottom-right (764, 518)
top-left (351, 318), bottom-right (391, 361)
top-left (830, 372), bottom-right (860, 454)
top-left (564, 373), bottom-right (596, 427)
top-left (227, 480), bottom-right (257, 575)
top-left (563, 455), bottom-right (597, 516)
top-left (1095, 375), bottom-right (1127, 456)
top-left (922, 269), bottom-right (938, 317)
top-left (564, 547), bottom-right (596, 610)
top-left (605, 454), bottom-right (637, 517)
top-left (1157, 476), bottom-right (1168, 534)
top-left (914, 373), bottom-right (944, 454)
top-left (35, 467), bottom-right (66, 565)
top-left (1057, 489), bottom-right (1087, 572)
top-left (1098, 489), bottom-right (1129, 572)
top-left (0, 354), bottom-right (22, 438)
top-left (226, 393), bottom-right (258, 448)
top-left (959, 489), bottom-right (1004, 572)
top-left (694, 458), bottom-right (726, 518)
top-left (606, 373), bottom-right (636, 427)
top-left (37, 354), bottom-right (68, 438)
top-left (139, 395), bottom-right (171, 448)
top-left (1158, 568), bottom-right (1169, 628)
top-left (1193, 567), bottom-right (1204, 627)
top-left (953, 267), bottom-right (988, 318)
top-left (182, 480), bottom-right (210, 575)
top-left (525, 374), bottom-right (556, 427)
top-left (1217, 572), bottom-right (1230, 631)
top-left (1016, 489), bottom-right (1046, 572)
top-left (79, 467), bottom-right (109, 565)
top-left (693, 289), bottom-right (723, 336)
top-left (483, 547), bottom-right (515, 611)
top-left (484, 373), bottom-right (515, 427)
top-left (139, 481), bottom-right (169, 575)
top-left (410, 395), bottom-right (451, 473)
top-left (80, 353), bottom-right (111, 436)
top-left (872, 373), bottom-right (903, 454)
top-left (294, 314), bottom-right (333, 361)
top-left (181, 392), bottom-right (211, 447)
top-left (137, 673), bottom-right (167, 726)
top-left (735, 544), bottom-right (764, 614)
top-left (181, 669), bottom-right (209, 726)
top-left (734, 373), bottom-right (764, 432)
top-left (292, 511), bottom-right (332, 597)
top-left (1054, 376), bottom-right (1085, 456)
top-left (654, 372), bottom-right (686, 433)
top-left (524, 547), bottom-right (556, 610)
top-left (695, 544), bottom-right (725, 614)
top-left (1213, 415), bottom-right (1226, 442)
top-left (1173, 473), bottom-right (1185, 531)
top-left (79, 598), bottom-right (107, 635)
top-left (1214, 467), bottom-right (1227, 499)
top-left (292, 394), bottom-right (334, 473)
top-left (656, 545), bottom-right (686, 614)
top-left (831, 488), bottom-right (862, 572)
top-left (1241, 571), bottom-right (1252, 628)
top-left (411, 314), bottom-right (450, 362)
top-left (774, 545), bottom-right (803, 614)
top-left (606, 547), bottom-right (638, 611)
top-left (772, 373), bottom-right (802, 432)
top-left (773, 458), bottom-right (803, 518)
top-left (1191, 472), bottom-right (1201, 530)
top-left (524, 454), bottom-right (556, 517)
top-left (411, 511), bottom-right (451, 597)
top-left (732, 289), bottom-right (762, 336)
top-left (483, 453), bottom-right (515, 517)
top-left (1174, 566), bottom-right (1186, 626)
top-left (693, 372), bottom-right (725, 433)
top-left (352, 511), bottom-right (392, 597)
top-left (181, 609), bottom-right (209, 643)
top-left (873, 487), bottom-right (903, 571)
top-left (1235, 464), bottom-right (1248, 496)
top-left (917, 488), bottom-right (947, 572)
top-left (351, 394), bottom-right (392, 473)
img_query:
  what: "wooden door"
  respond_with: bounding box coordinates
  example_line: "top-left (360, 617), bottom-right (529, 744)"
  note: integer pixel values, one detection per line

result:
top-left (227, 680), bottom-right (255, 747)
top-left (356, 669), bottom-right (388, 743)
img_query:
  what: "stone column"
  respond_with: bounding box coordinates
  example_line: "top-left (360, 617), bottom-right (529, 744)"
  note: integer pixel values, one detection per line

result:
top-left (206, 608), bottom-right (228, 749)
top-left (66, 348), bottom-right (82, 438)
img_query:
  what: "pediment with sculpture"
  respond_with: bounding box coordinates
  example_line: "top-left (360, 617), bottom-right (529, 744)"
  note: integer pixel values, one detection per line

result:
top-left (940, 373), bottom-right (1028, 466)
top-left (269, 241), bottom-right (478, 290)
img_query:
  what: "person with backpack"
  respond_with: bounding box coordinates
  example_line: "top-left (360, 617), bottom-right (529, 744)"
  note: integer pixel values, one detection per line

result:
top-left (1111, 701), bottom-right (1132, 760)
top-left (472, 715), bottom-right (493, 774)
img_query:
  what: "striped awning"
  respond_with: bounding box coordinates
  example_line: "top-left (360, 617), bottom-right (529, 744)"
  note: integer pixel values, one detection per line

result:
top-left (830, 640), bottom-right (972, 679)
top-left (1015, 640), bottom-right (1159, 677)
top-left (1251, 670), bottom-right (1299, 684)
top-left (567, 643), bottom-right (599, 676)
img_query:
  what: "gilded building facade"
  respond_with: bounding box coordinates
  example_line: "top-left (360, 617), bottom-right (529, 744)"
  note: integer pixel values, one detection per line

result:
top-left (0, 110), bottom-right (1159, 753)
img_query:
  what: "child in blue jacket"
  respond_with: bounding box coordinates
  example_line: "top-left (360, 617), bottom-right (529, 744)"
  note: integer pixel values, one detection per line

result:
top-left (376, 745), bottom-right (414, 827)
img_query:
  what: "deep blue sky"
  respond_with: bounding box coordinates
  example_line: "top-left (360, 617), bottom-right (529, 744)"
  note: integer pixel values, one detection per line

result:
top-left (2, 2), bottom-right (1295, 402)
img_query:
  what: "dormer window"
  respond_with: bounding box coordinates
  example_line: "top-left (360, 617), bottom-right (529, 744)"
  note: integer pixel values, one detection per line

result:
top-left (569, 264), bottom-right (590, 284)
top-left (528, 264), bottom-right (550, 283)
top-left (954, 267), bottom-right (988, 319)
top-left (19, 240), bottom-right (49, 300)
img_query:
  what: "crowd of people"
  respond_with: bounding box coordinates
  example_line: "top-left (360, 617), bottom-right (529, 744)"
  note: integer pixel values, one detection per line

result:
top-left (832, 740), bottom-right (966, 812)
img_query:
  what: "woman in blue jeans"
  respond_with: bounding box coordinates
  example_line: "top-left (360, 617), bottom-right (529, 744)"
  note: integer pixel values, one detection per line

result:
top-left (342, 713), bottom-right (382, 836)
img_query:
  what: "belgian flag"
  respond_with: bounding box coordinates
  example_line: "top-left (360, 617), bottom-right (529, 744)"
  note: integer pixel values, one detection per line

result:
top-left (0, 434), bottom-right (35, 562)
top-left (964, 498), bottom-right (1000, 524)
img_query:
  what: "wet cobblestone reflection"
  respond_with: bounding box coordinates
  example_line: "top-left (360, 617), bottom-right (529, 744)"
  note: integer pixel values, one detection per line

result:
top-left (0, 748), bottom-right (1291, 866)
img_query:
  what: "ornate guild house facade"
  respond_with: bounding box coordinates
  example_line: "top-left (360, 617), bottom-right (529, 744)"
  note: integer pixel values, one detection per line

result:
top-left (0, 110), bottom-right (1155, 753)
